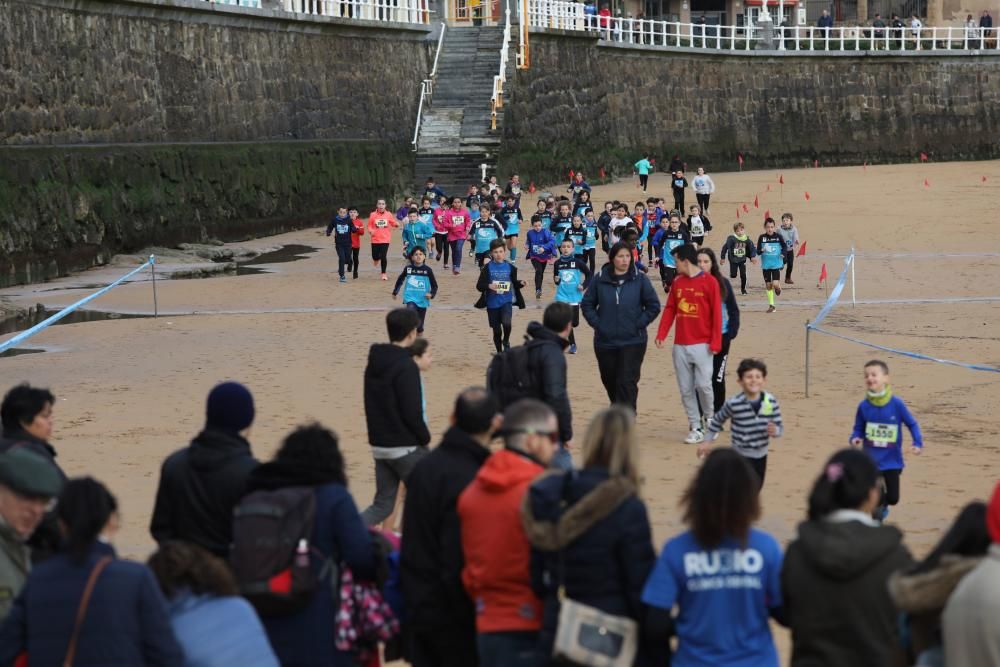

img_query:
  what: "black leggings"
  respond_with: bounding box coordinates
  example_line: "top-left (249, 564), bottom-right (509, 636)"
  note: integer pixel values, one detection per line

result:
top-left (434, 233), bottom-right (449, 264)
top-left (531, 259), bottom-right (547, 292)
top-left (784, 250), bottom-right (795, 281)
top-left (713, 334), bottom-right (732, 414)
top-left (639, 174), bottom-right (649, 191)
top-left (583, 248), bottom-right (596, 274)
top-left (881, 469), bottom-right (901, 506)
top-left (673, 189), bottom-right (685, 211)
top-left (744, 455), bottom-right (767, 487)
top-left (696, 193), bottom-right (711, 214)
top-left (594, 342), bottom-right (647, 410)
top-left (336, 245), bottom-right (351, 277)
top-left (372, 243), bottom-right (389, 273)
top-left (729, 262), bottom-right (747, 292)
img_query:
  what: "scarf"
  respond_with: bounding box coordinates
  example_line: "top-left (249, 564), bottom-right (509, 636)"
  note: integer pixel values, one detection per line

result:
top-left (866, 385), bottom-right (893, 407)
top-left (734, 233), bottom-right (748, 241)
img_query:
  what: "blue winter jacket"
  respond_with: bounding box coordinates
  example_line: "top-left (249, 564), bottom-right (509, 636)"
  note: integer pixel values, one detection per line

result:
top-left (581, 264), bottom-right (662, 349)
top-left (167, 591), bottom-right (279, 667)
top-left (0, 542), bottom-right (183, 666)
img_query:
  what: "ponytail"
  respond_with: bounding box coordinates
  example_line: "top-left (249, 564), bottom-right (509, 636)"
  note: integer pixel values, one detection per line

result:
top-left (807, 449), bottom-right (878, 521)
top-left (56, 477), bottom-right (118, 563)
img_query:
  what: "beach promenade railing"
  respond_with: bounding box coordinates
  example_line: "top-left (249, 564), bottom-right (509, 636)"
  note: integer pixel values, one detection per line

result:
top-left (202, 0), bottom-right (433, 24)
top-left (527, 0), bottom-right (1000, 54)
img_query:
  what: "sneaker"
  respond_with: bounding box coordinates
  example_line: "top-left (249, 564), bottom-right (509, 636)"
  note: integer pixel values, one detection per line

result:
top-left (346, 264), bottom-right (353, 272)
top-left (503, 343), bottom-right (511, 351)
top-left (468, 249), bottom-right (474, 257)
top-left (774, 284), bottom-right (782, 296)
top-left (741, 289), bottom-right (748, 295)
top-left (767, 305), bottom-right (776, 313)
top-left (380, 273), bottom-right (388, 281)
top-left (339, 275), bottom-right (346, 283)
top-left (785, 278), bottom-right (794, 285)
top-left (353, 273), bottom-right (359, 280)
top-left (684, 429), bottom-right (705, 445)
top-left (535, 289), bottom-right (542, 299)
top-left (436, 253), bottom-right (442, 261)
top-left (569, 344), bottom-right (577, 354)
top-left (443, 263), bottom-right (450, 269)
top-left (453, 269), bottom-right (460, 275)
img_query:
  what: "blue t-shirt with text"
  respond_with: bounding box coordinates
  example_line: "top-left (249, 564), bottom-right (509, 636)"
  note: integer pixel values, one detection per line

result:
top-left (485, 261), bottom-right (515, 309)
top-left (642, 529), bottom-right (782, 667)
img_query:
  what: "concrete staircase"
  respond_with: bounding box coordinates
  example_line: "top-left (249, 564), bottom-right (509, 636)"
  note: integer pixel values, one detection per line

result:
top-left (414, 26), bottom-right (511, 196)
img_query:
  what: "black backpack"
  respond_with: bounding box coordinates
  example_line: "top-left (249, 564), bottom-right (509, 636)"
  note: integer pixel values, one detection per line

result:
top-left (487, 339), bottom-right (544, 407)
top-left (230, 486), bottom-right (330, 617)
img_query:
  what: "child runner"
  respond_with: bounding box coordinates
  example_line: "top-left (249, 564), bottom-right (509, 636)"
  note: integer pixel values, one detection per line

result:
top-left (395, 196), bottom-right (415, 222)
top-left (697, 248), bottom-right (740, 415)
top-left (757, 218), bottom-right (785, 312)
top-left (432, 199), bottom-right (450, 267)
top-left (325, 205), bottom-right (354, 283)
top-left (466, 185), bottom-right (483, 223)
top-left (574, 190), bottom-right (594, 219)
top-left (778, 212), bottom-right (800, 285)
top-left (550, 201), bottom-right (574, 241)
top-left (568, 172), bottom-right (591, 201)
top-left (501, 194), bottom-right (523, 263)
top-left (672, 169), bottom-right (689, 212)
top-left (597, 202), bottom-right (614, 254)
top-left (850, 359), bottom-right (924, 520)
top-left (475, 239), bottom-right (526, 352)
top-left (687, 204), bottom-right (712, 248)
top-left (691, 166), bottom-right (715, 214)
top-left (533, 198), bottom-right (554, 231)
top-left (565, 214), bottom-right (587, 257)
top-left (486, 174), bottom-right (500, 195)
top-left (703, 358), bottom-right (783, 486)
top-left (422, 177), bottom-right (446, 207)
top-left (504, 173), bottom-right (524, 205)
top-left (392, 246), bottom-right (438, 334)
top-left (634, 154), bottom-right (652, 191)
top-left (468, 205), bottom-right (506, 268)
top-left (720, 222), bottom-right (756, 295)
top-left (583, 209), bottom-right (599, 273)
top-left (651, 214), bottom-right (690, 291)
top-left (348, 206), bottom-right (364, 280)
top-left (417, 197), bottom-right (436, 259)
top-left (400, 208), bottom-right (419, 259)
top-left (644, 198), bottom-right (661, 264)
top-left (443, 196), bottom-right (471, 275)
top-left (607, 204), bottom-right (632, 248)
top-left (368, 199), bottom-right (399, 280)
top-left (526, 215), bottom-right (558, 299)
top-left (553, 238), bottom-right (593, 354)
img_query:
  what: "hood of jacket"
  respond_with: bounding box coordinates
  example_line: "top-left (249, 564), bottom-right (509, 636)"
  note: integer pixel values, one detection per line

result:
top-left (366, 343), bottom-right (414, 380)
top-left (521, 470), bottom-right (637, 551)
top-left (795, 518), bottom-right (904, 580)
top-left (188, 429), bottom-right (254, 472)
top-left (888, 555), bottom-right (982, 613)
top-left (526, 321), bottom-right (570, 350)
top-left (474, 448), bottom-right (544, 494)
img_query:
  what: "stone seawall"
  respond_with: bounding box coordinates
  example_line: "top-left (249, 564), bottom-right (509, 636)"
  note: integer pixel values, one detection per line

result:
top-left (0, 0), bottom-right (429, 286)
top-left (500, 31), bottom-right (1000, 186)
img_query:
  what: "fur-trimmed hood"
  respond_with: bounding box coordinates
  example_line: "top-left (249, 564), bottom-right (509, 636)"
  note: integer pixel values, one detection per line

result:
top-left (888, 555), bottom-right (982, 613)
top-left (520, 469), bottom-right (637, 551)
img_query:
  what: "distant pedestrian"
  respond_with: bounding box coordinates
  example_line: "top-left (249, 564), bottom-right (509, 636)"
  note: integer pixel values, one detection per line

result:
top-left (691, 166), bottom-right (715, 214)
top-left (633, 155), bottom-right (652, 191)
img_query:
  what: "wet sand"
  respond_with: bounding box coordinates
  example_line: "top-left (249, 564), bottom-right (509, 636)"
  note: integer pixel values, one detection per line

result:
top-left (2, 159), bottom-right (1000, 662)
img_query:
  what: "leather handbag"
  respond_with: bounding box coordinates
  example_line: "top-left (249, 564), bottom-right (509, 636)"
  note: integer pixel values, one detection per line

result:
top-left (64, 555), bottom-right (112, 667)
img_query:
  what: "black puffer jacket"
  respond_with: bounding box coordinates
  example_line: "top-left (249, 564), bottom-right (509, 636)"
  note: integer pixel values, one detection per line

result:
top-left (524, 321), bottom-right (573, 442)
top-left (363, 343), bottom-right (431, 450)
top-left (149, 429), bottom-right (259, 557)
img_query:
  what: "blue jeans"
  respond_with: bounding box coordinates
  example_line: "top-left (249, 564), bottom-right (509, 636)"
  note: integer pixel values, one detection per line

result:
top-left (476, 631), bottom-right (546, 667)
top-left (450, 239), bottom-right (465, 269)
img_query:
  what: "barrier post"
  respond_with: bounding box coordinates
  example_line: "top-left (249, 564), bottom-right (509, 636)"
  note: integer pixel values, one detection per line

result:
top-left (150, 254), bottom-right (158, 318)
top-left (850, 247), bottom-right (856, 308)
top-left (805, 320), bottom-right (811, 398)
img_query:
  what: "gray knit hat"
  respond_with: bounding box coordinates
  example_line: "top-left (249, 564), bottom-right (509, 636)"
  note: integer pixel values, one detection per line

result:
top-left (0, 448), bottom-right (63, 498)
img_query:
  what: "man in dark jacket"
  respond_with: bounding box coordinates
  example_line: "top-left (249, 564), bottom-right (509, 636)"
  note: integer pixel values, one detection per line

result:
top-left (150, 382), bottom-right (258, 558)
top-left (401, 387), bottom-right (501, 667)
top-left (361, 308), bottom-right (431, 526)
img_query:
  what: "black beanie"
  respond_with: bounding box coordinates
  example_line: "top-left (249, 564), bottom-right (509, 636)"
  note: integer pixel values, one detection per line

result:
top-left (205, 382), bottom-right (255, 433)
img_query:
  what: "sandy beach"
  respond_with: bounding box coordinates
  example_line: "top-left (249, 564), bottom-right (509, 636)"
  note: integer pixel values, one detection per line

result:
top-left (2, 159), bottom-right (999, 661)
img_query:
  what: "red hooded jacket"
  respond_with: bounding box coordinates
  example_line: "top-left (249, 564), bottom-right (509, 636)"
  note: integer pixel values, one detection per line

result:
top-left (458, 448), bottom-right (545, 633)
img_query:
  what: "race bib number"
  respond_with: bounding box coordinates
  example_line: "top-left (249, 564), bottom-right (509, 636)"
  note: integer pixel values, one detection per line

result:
top-left (453, 217), bottom-right (465, 225)
top-left (494, 280), bottom-right (511, 294)
top-left (337, 224), bottom-right (350, 234)
top-left (866, 423), bottom-right (898, 447)
top-left (532, 245), bottom-right (544, 254)
top-left (690, 221), bottom-right (705, 236)
top-left (376, 219), bottom-right (388, 228)
top-left (511, 186), bottom-right (521, 195)
top-left (733, 247), bottom-right (746, 258)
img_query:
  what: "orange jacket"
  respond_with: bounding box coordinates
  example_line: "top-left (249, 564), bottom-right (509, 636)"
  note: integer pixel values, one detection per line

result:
top-left (368, 211), bottom-right (398, 244)
top-left (458, 449), bottom-right (545, 633)
top-left (350, 217), bottom-right (365, 249)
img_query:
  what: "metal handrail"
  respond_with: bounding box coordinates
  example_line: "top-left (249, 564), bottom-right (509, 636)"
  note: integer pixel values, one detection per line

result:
top-left (490, 0), bottom-right (513, 130)
top-left (413, 22), bottom-right (447, 151)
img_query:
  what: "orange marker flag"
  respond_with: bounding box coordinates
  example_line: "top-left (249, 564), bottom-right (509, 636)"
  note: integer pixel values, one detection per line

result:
top-left (804, 191), bottom-right (811, 201)
top-left (778, 174), bottom-right (785, 184)
top-left (742, 203), bottom-right (750, 213)
top-left (818, 263), bottom-right (828, 285)
top-left (924, 179), bottom-right (930, 187)
top-left (766, 183), bottom-right (771, 192)
top-left (764, 209), bottom-right (770, 220)
top-left (529, 181), bottom-right (536, 193)
top-left (797, 241), bottom-right (807, 257)
top-left (753, 195), bottom-right (759, 208)
top-left (920, 152), bottom-right (928, 162)
top-left (982, 175), bottom-right (988, 183)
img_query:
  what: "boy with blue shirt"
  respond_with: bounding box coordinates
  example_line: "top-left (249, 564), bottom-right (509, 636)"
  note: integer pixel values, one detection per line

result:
top-left (417, 198), bottom-right (437, 259)
top-left (325, 206), bottom-right (354, 283)
top-left (475, 240), bottom-right (526, 353)
top-left (564, 215), bottom-right (587, 257)
top-left (756, 218), bottom-right (785, 313)
top-left (652, 215), bottom-right (690, 291)
top-left (850, 359), bottom-right (924, 520)
top-left (552, 238), bottom-right (593, 354)
top-left (525, 217), bottom-right (558, 299)
top-left (500, 195), bottom-right (523, 263)
top-left (583, 209), bottom-right (599, 273)
top-left (468, 205), bottom-right (506, 268)
top-left (401, 208), bottom-right (434, 261)
top-left (549, 201), bottom-right (574, 241)
top-left (392, 246), bottom-right (438, 334)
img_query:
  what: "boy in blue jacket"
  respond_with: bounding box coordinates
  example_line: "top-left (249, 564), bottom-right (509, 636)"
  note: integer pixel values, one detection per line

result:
top-left (850, 359), bottom-right (924, 520)
top-left (392, 247), bottom-right (438, 334)
top-left (325, 206), bottom-right (354, 283)
top-left (474, 240), bottom-right (526, 352)
top-left (553, 238), bottom-right (593, 354)
top-left (526, 216), bottom-right (558, 299)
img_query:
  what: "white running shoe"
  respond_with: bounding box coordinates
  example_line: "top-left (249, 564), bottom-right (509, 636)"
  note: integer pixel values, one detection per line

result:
top-left (684, 429), bottom-right (705, 444)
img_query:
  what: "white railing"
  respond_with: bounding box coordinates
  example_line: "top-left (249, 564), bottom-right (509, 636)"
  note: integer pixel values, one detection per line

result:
top-left (490, 0), bottom-right (514, 130)
top-left (281, 0), bottom-right (431, 23)
top-left (526, 0), bottom-right (1000, 53)
top-left (413, 23), bottom-right (447, 151)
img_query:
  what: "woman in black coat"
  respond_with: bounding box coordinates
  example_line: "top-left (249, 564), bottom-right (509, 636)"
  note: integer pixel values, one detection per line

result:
top-left (580, 243), bottom-right (661, 410)
top-left (696, 248), bottom-right (739, 414)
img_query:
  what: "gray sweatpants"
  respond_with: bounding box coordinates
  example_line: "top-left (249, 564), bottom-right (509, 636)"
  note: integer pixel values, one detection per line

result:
top-left (673, 343), bottom-right (715, 429)
top-left (360, 447), bottom-right (428, 526)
